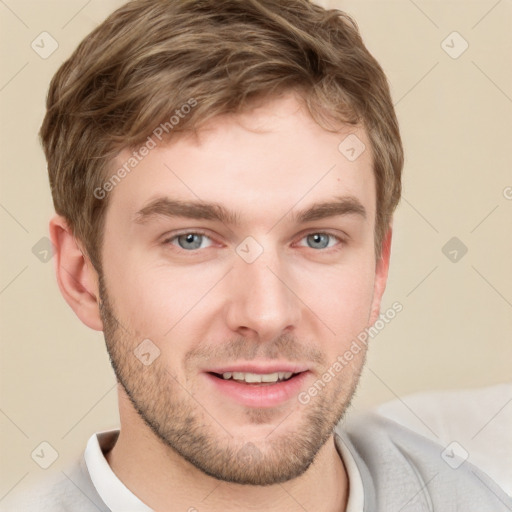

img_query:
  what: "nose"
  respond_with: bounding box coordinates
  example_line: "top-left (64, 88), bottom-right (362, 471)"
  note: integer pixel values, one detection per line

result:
top-left (224, 250), bottom-right (302, 341)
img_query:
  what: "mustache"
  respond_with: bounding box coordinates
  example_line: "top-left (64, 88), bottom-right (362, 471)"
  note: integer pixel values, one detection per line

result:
top-left (184, 332), bottom-right (327, 367)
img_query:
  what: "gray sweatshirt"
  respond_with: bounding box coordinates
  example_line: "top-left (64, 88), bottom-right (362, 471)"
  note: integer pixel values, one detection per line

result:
top-left (2, 413), bottom-right (510, 511)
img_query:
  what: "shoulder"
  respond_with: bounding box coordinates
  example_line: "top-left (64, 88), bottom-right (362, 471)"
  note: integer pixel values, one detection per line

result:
top-left (336, 412), bottom-right (512, 510)
top-left (0, 456), bottom-right (109, 512)
top-left (375, 383), bottom-right (512, 495)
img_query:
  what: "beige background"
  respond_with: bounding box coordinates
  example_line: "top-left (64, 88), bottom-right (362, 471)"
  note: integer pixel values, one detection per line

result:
top-left (1, 0), bottom-right (511, 499)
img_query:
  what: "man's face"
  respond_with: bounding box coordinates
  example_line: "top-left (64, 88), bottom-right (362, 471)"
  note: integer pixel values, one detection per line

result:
top-left (98, 93), bottom-right (387, 485)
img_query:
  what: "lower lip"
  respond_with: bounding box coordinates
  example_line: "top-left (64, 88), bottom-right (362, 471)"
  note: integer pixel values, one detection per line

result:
top-left (204, 372), bottom-right (310, 408)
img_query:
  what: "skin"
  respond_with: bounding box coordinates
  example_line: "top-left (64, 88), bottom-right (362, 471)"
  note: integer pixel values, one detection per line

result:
top-left (50, 92), bottom-right (392, 512)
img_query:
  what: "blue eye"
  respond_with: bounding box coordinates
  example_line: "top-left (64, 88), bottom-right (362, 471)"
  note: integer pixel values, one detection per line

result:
top-left (302, 233), bottom-right (338, 249)
top-left (172, 233), bottom-right (212, 250)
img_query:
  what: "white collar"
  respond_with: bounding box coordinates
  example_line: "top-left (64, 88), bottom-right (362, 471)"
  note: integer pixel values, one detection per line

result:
top-left (84, 429), bottom-right (153, 511)
top-left (335, 432), bottom-right (365, 512)
top-left (85, 429), bottom-right (365, 512)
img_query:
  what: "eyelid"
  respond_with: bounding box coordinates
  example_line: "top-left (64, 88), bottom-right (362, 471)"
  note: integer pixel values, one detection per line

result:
top-left (160, 228), bottom-right (347, 252)
top-left (163, 228), bottom-right (211, 241)
top-left (293, 229), bottom-right (347, 247)
top-left (162, 229), bottom-right (218, 249)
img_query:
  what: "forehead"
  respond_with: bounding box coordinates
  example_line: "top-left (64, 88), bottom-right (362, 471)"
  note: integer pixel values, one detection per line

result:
top-left (106, 93), bottom-right (375, 225)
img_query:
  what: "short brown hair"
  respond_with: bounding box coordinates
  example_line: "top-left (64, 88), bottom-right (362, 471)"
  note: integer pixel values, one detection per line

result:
top-left (40, 0), bottom-right (403, 271)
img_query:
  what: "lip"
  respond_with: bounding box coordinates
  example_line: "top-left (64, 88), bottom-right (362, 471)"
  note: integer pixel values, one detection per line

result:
top-left (203, 369), bottom-right (310, 408)
top-left (204, 362), bottom-right (310, 375)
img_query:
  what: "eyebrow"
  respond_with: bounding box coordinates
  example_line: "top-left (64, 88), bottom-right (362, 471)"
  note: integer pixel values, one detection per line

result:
top-left (292, 196), bottom-right (366, 223)
top-left (134, 198), bottom-right (239, 225)
top-left (134, 195), bottom-right (366, 225)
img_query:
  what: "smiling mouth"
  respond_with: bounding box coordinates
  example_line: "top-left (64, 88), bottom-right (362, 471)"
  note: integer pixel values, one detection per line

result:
top-left (209, 371), bottom-right (301, 384)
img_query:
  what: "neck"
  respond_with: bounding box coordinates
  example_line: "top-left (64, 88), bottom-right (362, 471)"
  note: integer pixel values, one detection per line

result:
top-left (106, 394), bottom-right (348, 512)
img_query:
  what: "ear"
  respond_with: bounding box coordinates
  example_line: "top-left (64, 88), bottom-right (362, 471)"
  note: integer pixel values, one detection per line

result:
top-left (49, 214), bottom-right (103, 331)
top-left (368, 225), bottom-right (393, 326)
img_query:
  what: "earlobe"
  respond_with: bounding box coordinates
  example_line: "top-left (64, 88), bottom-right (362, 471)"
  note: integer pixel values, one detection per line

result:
top-left (49, 215), bottom-right (104, 331)
top-left (369, 225), bottom-right (393, 326)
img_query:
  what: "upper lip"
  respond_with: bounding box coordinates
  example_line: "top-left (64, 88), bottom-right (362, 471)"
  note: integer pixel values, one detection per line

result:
top-left (205, 362), bottom-right (310, 375)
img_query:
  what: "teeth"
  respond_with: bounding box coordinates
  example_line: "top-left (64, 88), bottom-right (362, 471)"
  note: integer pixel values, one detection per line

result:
top-left (221, 371), bottom-right (294, 383)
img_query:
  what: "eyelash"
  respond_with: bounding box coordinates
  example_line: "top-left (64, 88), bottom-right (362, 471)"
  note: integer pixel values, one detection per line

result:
top-left (162, 230), bottom-right (345, 252)
top-left (162, 229), bottom-right (213, 249)
top-left (296, 232), bottom-right (343, 249)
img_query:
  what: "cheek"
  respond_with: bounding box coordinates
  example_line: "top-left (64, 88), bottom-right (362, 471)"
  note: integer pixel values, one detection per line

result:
top-left (120, 275), bottom-right (177, 338)
top-left (101, 252), bottom-right (170, 338)
top-left (311, 273), bottom-right (374, 374)
top-left (295, 257), bottom-right (376, 335)
top-left (109, 261), bottom-right (224, 341)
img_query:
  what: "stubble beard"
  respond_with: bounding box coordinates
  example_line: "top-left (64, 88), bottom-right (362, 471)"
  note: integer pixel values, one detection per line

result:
top-left (98, 277), bottom-right (364, 486)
